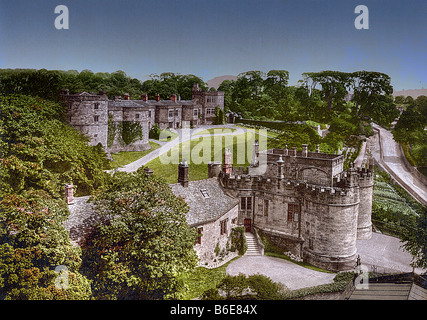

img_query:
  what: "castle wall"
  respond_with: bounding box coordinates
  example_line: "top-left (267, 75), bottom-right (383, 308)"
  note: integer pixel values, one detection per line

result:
top-left (357, 169), bottom-right (374, 239)
top-left (217, 147), bottom-right (373, 272)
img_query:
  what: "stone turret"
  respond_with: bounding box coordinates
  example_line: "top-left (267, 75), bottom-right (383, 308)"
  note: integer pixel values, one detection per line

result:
top-left (178, 159), bottom-right (189, 187)
top-left (222, 148), bottom-right (232, 175)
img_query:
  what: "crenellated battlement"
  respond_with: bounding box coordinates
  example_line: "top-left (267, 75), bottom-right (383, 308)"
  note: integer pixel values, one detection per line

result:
top-left (213, 145), bottom-right (373, 271)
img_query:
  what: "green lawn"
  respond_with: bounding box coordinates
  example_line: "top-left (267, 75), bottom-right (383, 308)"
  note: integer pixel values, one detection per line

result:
top-left (177, 257), bottom-right (241, 300)
top-left (158, 129), bottom-right (179, 142)
top-left (193, 127), bottom-right (237, 136)
top-left (145, 131), bottom-right (269, 183)
top-left (110, 141), bottom-right (161, 169)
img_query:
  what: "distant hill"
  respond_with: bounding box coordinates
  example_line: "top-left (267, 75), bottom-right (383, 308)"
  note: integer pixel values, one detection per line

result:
top-left (207, 75), bottom-right (237, 89)
top-left (393, 88), bottom-right (427, 99)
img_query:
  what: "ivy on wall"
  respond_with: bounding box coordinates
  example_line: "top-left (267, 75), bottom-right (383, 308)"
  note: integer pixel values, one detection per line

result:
top-left (107, 116), bottom-right (143, 147)
top-left (118, 121), bottom-right (143, 146)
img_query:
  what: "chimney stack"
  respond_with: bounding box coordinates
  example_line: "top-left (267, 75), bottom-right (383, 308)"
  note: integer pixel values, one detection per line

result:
top-left (316, 144), bottom-right (320, 153)
top-left (170, 94), bottom-right (177, 103)
top-left (155, 94), bottom-right (160, 102)
top-left (178, 159), bottom-right (189, 187)
top-left (222, 148), bottom-right (232, 175)
top-left (277, 155), bottom-right (284, 179)
top-left (124, 93), bottom-right (130, 100)
top-left (141, 94), bottom-right (148, 102)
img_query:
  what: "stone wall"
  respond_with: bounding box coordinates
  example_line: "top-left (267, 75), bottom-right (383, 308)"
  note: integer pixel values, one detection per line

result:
top-left (193, 205), bottom-right (239, 265)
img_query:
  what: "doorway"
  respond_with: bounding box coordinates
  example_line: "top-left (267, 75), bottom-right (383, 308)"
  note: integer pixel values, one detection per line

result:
top-left (244, 219), bottom-right (252, 232)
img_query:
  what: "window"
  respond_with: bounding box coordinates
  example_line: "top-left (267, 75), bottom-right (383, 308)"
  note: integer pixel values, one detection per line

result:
top-left (94, 115), bottom-right (99, 122)
top-left (200, 189), bottom-right (210, 199)
top-left (220, 219), bottom-right (228, 235)
top-left (206, 108), bottom-right (215, 116)
top-left (169, 110), bottom-right (174, 118)
top-left (194, 109), bottom-right (198, 117)
top-left (135, 113), bottom-right (140, 119)
top-left (264, 199), bottom-right (269, 217)
top-left (240, 197), bottom-right (252, 211)
top-left (94, 103), bottom-right (99, 110)
top-left (288, 203), bottom-right (300, 222)
top-left (196, 227), bottom-right (203, 245)
top-left (174, 109), bottom-right (179, 117)
top-left (148, 110), bottom-right (152, 118)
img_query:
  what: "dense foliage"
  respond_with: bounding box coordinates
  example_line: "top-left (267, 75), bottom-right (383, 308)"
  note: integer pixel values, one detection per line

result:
top-left (0, 69), bottom-right (207, 101)
top-left (0, 94), bottom-right (109, 197)
top-left (392, 95), bottom-right (427, 168)
top-left (80, 168), bottom-right (198, 300)
top-left (0, 190), bottom-right (92, 299)
top-left (221, 69), bottom-right (399, 127)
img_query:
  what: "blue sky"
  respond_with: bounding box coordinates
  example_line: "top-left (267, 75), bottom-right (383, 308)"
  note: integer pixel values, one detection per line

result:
top-left (0, 0), bottom-right (425, 90)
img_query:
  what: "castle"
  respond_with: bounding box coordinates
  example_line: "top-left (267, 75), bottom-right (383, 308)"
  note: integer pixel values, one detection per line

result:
top-left (60, 83), bottom-right (224, 153)
top-left (170, 143), bottom-right (374, 272)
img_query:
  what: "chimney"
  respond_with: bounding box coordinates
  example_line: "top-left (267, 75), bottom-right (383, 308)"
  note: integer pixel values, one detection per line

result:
top-left (284, 145), bottom-right (288, 156)
top-left (155, 94), bottom-right (160, 102)
top-left (193, 83), bottom-right (200, 91)
top-left (64, 184), bottom-right (74, 205)
top-left (316, 144), bottom-right (320, 153)
top-left (141, 94), bottom-right (148, 102)
top-left (124, 93), bottom-right (130, 100)
top-left (251, 140), bottom-right (259, 166)
top-left (170, 94), bottom-right (177, 103)
top-left (178, 159), bottom-right (189, 187)
top-left (292, 147), bottom-right (297, 157)
top-left (302, 144), bottom-right (308, 157)
top-left (222, 148), bottom-right (232, 175)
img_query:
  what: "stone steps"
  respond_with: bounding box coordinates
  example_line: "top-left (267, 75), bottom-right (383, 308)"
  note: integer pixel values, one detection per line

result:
top-left (245, 232), bottom-right (262, 256)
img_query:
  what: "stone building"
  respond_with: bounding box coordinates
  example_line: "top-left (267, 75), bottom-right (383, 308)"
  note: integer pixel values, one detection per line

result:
top-left (169, 161), bottom-right (239, 265)
top-left (60, 85), bottom-right (224, 153)
top-left (205, 143), bottom-right (374, 272)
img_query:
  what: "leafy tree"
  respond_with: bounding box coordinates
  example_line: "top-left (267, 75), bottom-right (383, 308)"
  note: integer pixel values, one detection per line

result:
top-left (0, 190), bottom-right (92, 299)
top-left (0, 94), bottom-right (109, 196)
top-left (400, 206), bottom-right (427, 269)
top-left (80, 168), bottom-right (198, 300)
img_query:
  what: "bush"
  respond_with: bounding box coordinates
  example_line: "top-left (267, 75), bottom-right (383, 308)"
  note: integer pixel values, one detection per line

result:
top-left (230, 227), bottom-right (247, 255)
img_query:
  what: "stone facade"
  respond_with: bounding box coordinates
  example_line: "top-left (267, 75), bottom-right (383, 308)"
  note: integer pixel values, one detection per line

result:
top-left (60, 86), bottom-right (224, 153)
top-left (169, 176), bottom-right (239, 266)
top-left (213, 144), bottom-right (374, 272)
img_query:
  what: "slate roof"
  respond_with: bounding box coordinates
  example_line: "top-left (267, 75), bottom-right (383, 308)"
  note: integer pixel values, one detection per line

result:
top-left (108, 99), bottom-right (194, 108)
top-left (169, 178), bottom-right (239, 227)
top-left (345, 273), bottom-right (427, 300)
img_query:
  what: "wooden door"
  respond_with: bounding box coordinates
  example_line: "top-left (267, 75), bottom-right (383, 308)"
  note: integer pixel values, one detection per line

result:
top-left (244, 219), bottom-right (251, 232)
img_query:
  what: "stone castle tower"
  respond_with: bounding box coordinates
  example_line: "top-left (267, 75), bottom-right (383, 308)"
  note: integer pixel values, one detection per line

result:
top-left (211, 144), bottom-right (374, 272)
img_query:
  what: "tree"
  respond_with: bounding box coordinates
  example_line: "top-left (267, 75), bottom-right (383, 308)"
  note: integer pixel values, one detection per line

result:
top-left (264, 70), bottom-right (289, 101)
top-left (350, 71), bottom-right (394, 118)
top-left (80, 168), bottom-right (198, 300)
top-left (400, 206), bottom-right (427, 269)
top-left (0, 190), bottom-right (92, 299)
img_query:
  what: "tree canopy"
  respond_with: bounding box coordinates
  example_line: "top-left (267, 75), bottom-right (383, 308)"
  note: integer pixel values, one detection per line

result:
top-left (80, 168), bottom-right (198, 300)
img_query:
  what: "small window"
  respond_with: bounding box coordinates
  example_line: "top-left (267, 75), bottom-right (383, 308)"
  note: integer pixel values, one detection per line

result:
top-left (94, 115), bottom-right (99, 122)
top-left (196, 227), bottom-right (203, 245)
top-left (169, 110), bottom-right (174, 118)
top-left (220, 219), bottom-right (228, 235)
top-left (135, 114), bottom-right (140, 119)
top-left (200, 189), bottom-right (210, 199)
top-left (288, 203), bottom-right (300, 222)
top-left (94, 103), bottom-right (99, 110)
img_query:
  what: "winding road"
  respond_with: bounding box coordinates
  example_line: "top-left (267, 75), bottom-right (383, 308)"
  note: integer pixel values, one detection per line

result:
top-left (371, 123), bottom-right (427, 206)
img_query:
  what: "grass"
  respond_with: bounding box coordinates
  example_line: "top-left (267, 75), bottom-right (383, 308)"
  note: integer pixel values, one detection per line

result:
top-left (193, 127), bottom-right (237, 136)
top-left (146, 130), bottom-right (271, 183)
top-left (158, 129), bottom-right (179, 142)
top-left (109, 141), bottom-right (161, 169)
top-left (178, 257), bottom-right (241, 300)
